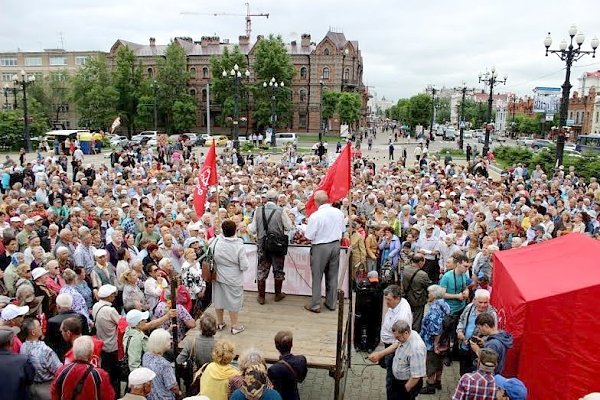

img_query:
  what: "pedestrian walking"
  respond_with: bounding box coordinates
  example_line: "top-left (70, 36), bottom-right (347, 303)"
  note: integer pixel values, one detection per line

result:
top-left (389, 143), bottom-right (395, 160)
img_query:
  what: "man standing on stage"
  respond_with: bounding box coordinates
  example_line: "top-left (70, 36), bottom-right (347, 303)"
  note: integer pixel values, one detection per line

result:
top-left (304, 190), bottom-right (345, 313)
top-left (248, 190), bottom-right (294, 305)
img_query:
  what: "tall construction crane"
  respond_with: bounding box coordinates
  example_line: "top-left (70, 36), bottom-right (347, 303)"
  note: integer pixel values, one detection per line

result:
top-left (181, 2), bottom-right (269, 40)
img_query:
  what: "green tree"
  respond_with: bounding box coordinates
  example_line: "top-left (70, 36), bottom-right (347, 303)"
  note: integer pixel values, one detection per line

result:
top-left (156, 42), bottom-right (195, 133)
top-left (515, 113), bottom-right (540, 135)
top-left (28, 71), bottom-right (71, 126)
top-left (114, 46), bottom-right (144, 137)
top-left (172, 98), bottom-right (197, 132)
top-left (209, 46), bottom-right (248, 129)
top-left (251, 35), bottom-right (295, 130)
top-left (337, 92), bottom-right (362, 129)
top-left (435, 97), bottom-right (451, 124)
top-left (0, 100), bottom-right (50, 150)
top-left (70, 55), bottom-right (118, 130)
top-left (322, 90), bottom-right (339, 124)
top-left (407, 93), bottom-right (432, 127)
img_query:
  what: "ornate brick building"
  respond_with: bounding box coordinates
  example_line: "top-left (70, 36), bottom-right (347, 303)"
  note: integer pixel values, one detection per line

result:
top-left (567, 88), bottom-right (596, 136)
top-left (108, 30), bottom-right (368, 135)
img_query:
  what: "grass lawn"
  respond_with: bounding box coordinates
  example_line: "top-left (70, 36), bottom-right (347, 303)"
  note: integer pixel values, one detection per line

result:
top-left (297, 134), bottom-right (344, 143)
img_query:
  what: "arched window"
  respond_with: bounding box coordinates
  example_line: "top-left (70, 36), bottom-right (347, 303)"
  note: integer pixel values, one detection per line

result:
top-left (189, 67), bottom-right (196, 78)
top-left (202, 89), bottom-right (207, 101)
top-left (203, 67), bottom-right (209, 79)
top-left (300, 66), bottom-right (308, 79)
top-left (190, 88), bottom-right (196, 97)
top-left (322, 67), bottom-right (330, 79)
top-left (299, 88), bottom-right (307, 103)
top-left (323, 48), bottom-right (330, 56)
top-left (147, 67), bottom-right (153, 77)
top-left (344, 67), bottom-right (350, 81)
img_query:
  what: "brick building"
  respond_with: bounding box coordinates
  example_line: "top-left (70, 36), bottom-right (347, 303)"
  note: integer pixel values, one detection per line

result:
top-left (567, 88), bottom-right (596, 136)
top-left (108, 30), bottom-right (368, 135)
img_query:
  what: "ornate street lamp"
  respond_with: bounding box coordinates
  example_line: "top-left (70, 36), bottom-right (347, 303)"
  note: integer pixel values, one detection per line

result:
top-left (262, 77), bottom-right (285, 148)
top-left (222, 64), bottom-right (250, 152)
top-left (13, 70), bottom-right (36, 152)
top-left (544, 24), bottom-right (599, 167)
top-left (479, 67), bottom-right (507, 155)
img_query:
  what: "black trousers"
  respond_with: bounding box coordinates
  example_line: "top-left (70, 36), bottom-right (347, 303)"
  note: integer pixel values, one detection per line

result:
top-left (389, 378), bottom-right (423, 400)
top-left (101, 350), bottom-right (120, 396)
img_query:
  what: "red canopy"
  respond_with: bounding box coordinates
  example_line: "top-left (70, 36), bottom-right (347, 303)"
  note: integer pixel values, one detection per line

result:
top-left (491, 233), bottom-right (600, 400)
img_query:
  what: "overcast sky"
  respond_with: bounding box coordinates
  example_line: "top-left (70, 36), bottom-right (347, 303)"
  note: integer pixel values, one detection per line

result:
top-left (2, 0), bottom-right (599, 102)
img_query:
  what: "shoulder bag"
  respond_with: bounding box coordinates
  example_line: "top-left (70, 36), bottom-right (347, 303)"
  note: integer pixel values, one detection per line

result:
top-left (119, 336), bottom-right (132, 381)
top-left (201, 238), bottom-right (219, 283)
top-left (262, 207), bottom-right (289, 257)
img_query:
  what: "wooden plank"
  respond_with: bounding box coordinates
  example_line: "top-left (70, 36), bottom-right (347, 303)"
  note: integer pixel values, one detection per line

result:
top-left (180, 291), bottom-right (349, 369)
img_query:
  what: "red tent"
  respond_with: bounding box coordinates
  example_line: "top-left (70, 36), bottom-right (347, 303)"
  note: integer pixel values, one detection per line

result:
top-left (491, 233), bottom-right (600, 400)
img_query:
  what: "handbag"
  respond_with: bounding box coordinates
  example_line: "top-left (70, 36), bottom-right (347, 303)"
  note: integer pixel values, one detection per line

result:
top-left (262, 207), bottom-right (289, 257)
top-left (201, 238), bottom-right (218, 283)
top-left (119, 336), bottom-right (132, 381)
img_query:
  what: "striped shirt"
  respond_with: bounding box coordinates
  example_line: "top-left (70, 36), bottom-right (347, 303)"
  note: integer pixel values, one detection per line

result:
top-left (19, 340), bottom-right (62, 383)
top-left (392, 330), bottom-right (427, 380)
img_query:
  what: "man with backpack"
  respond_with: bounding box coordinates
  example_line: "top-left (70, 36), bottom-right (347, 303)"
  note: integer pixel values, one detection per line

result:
top-left (248, 190), bottom-right (293, 305)
top-left (401, 254), bottom-right (432, 330)
top-left (51, 335), bottom-right (115, 400)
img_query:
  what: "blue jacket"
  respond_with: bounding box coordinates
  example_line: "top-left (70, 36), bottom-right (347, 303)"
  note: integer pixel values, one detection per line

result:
top-left (0, 349), bottom-right (35, 400)
top-left (379, 235), bottom-right (401, 266)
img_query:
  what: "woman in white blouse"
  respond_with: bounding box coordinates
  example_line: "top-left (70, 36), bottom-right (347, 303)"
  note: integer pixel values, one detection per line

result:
top-left (181, 248), bottom-right (206, 312)
top-left (144, 262), bottom-right (167, 313)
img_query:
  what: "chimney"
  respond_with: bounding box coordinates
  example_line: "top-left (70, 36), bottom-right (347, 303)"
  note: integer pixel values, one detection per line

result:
top-left (200, 36), bottom-right (210, 47)
top-left (239, 35), bottom-right (250, 46)
top-left (301, 34), bottom-right (311, 47)
top-left (149, 37), bottom-right (156, 47)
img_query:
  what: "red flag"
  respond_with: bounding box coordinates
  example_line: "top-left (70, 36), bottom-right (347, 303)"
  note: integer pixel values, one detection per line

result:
top-left (193, 140), bottom-right (218, 217)
top-left (305, 142), bottom-right (352, 216)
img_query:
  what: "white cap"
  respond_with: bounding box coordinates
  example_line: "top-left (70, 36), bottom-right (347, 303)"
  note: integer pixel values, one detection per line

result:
top-left (24, 218), bottom-right (34, 225)
top-left (98, 284), bottom-right (117, 298)
top-left (128, 367), bottom-right (156, 387)
top-left (31, 267), bottom-right (48, 281)
top-left (56, 293), bottom-right (73, 309)
top-left (9, 217), bottom-right (21, 223)
top-left (94, 249), bottom-right (107, 258)
top-left (126, 309), bottom-right (150, 328)
top-left (1, 304), bottom-right (29, 320)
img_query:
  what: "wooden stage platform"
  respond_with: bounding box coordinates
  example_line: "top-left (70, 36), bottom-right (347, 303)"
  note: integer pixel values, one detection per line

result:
top-left (181, 291), bottom-right (350, 369)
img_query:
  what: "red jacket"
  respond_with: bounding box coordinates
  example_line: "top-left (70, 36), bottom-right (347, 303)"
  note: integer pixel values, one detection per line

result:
top-left (64, 336), bottom-right (104, 368)
top-left (51, 360), bottom-right (115, 400)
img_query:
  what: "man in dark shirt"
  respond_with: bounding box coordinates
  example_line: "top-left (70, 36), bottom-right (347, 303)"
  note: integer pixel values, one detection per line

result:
top-left (46, 293), bottom-right (89, 361)
top-left (0, 326), bottom-right (35, 400)
top-left (267, 330), bottom-right (307, 400)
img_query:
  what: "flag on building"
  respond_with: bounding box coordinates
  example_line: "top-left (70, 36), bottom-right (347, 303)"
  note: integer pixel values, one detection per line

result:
top-left (305, 142), bottom-right (352, 216)
top-left (109, 117), bottom-right (121, 134)
top-left (193, 140), bottom-right (218, 217)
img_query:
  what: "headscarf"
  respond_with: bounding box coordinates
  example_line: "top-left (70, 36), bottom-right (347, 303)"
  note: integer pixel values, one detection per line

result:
top-left (239, 364), bottom-right (268, 400)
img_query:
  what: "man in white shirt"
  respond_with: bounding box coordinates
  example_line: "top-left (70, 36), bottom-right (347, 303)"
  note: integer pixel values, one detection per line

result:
top-left (304, 190), bottom-right (345, 313)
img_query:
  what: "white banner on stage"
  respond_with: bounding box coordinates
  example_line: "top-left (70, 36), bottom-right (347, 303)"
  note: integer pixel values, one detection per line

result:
top-left (242, 244), bottom-right (350, 298)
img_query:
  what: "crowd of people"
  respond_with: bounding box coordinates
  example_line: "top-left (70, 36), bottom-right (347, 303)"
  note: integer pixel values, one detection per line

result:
top-left (0, 125), bottom-right (599, 400)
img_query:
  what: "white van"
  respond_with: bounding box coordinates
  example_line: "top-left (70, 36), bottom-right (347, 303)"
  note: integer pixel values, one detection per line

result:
top-left (274, 133), bottom-right (298, 146)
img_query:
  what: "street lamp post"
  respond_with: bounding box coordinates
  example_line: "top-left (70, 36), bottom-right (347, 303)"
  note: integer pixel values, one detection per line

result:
top-left (2, 84), bottom-right (9, 110)
top-left (222, 64), bottom-right (250, 152)
top-left (341, 48), bottom-right (349, 92)
top-left (510, 94), bottom-right (517, 139)
top-left (454, 84), bottom-right (476, 150)
top-left (544, 25), bottom-right (599, 167)
top-left (426, 86), bottom-right (437, 140)
top-left (479, 67), bottom-right (507, 156)
top-left (319, 79), bottom-right (324, 143)
top-left (263, 77), bottom-right (285, 148)
top-left (13, 70), bottom-right (35, 152)
top-left (151, 80), bottom-right (159, 131)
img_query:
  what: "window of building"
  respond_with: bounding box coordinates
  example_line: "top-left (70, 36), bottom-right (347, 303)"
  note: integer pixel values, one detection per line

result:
top-left (300, 67), bottom-right (307, 79)
top-left (576, 111), bottom-right (580, 123)
top-left (49, 56), bottom-right (67, 66)
top-left (203, 67), bottom-right (209, 79)
top-left (25, 57), bottom-right (42, 66)
top-left (147, 67), bottom-right (153, 77)
top-left (190, 88), bottom-right (196, 96)
top-left (299, 113), bottom-right (307, 128)
top-left (1, 73), bottom-right (13, 81)
top-left (596, 111), bottom-right (599, 123)
top-left (343, 67), bottom-right (350, 81)
top-left (33, 72), bottom-right (44, 81)
top-left (75, 56), bottom-right (89, 66)
top-left (0, 57), bottom-right (17, 66)
top-left (189, 67), bottom-right (196, 78)
top-left (323, 48), bottom-right (330, 56)
top-left (322, 67), bottom-right (330, 79)
top-left (299, 88), bottom-right (307, 103)
top-left (202, 89), bottom-right (207, 101)
top-left (569, 112), bottom-right (573, 120)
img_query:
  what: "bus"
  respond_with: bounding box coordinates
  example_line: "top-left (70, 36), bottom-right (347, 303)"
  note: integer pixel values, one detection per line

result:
top-left (575, 134), bottom-right (600, 154)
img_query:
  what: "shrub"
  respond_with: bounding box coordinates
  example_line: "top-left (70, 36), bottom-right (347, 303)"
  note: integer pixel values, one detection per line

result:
top-left (437, 147), bottom-right (465, 157)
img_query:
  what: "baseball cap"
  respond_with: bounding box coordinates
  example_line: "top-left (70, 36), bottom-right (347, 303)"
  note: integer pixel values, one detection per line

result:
top-left (98, 284), bottom-right (117, 298)
top-left (126, 309), bottom-right (150, 328)
top-left (128, 367), bottom-right (156, 387)
top-left (1, 304), bottom-right (29, 321)
top-left (24, 218), bottom-right (34, 225)
top-left (31, 267), bottom-right (48, 281)
top-left (94, 249), bottom-right (107, 258)
top-left (494, 375), bottom-right (528, 400)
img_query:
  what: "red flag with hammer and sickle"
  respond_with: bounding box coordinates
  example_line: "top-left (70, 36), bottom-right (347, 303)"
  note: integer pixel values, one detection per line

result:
top-left (193, 140), bottom-right (218, 217)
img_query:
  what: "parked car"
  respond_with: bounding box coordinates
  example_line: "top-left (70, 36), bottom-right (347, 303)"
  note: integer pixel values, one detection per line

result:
top-left (493, 134), bottom-right (508, 142)
top-left (478, 135), bottom-right (491, 144)
top-left (109, 135), bottom-right (128, 147)
top-left (443, 128), bottom-right (456, 141)
top-left (463, 130), bottom-right (474, 139)
top-left (516, 136), bottom-right (535, 147)
top-left (473, 129), bottom-right (485, 139)
top-left (530, 139), bottom-right (553, 150)
top-left (203, 135), bottom-right (229, 147)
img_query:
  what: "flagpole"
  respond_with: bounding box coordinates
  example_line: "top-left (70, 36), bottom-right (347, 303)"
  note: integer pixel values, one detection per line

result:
top-left (214, 140), bottom-right (221, 236)
top-left (346, 140), bottom-right (354, 367)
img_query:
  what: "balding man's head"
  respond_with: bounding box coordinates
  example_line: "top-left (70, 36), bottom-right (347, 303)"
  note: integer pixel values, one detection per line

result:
top-left (314, 190), bottom-right (329, 206)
